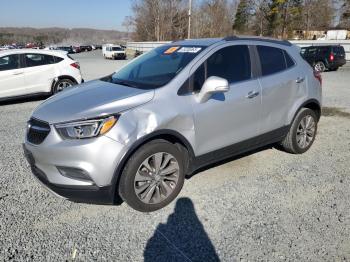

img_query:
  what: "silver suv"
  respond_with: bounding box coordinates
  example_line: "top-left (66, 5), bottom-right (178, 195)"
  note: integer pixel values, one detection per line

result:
top-left (23, 36), bottom-right (322, 212)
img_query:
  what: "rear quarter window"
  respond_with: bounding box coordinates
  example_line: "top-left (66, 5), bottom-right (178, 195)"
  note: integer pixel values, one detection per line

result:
top-left (257, 45), bottom-right (286, 76)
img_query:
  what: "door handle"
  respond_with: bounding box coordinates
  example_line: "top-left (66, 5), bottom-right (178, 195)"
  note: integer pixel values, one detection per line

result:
top-left (246, 91), bottom-right (259, 99)
top-left (296, 77), bottom-right (305, 83)
top-left (13, 71), bottom-right (24, 75)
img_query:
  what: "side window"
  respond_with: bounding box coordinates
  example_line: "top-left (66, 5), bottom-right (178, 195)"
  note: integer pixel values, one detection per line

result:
top-left (188, 45), bottom-right (251, 93)
top-left (257, 45), bottom-right (286, 76)
top-left (24, 54), bottom-right (55, 67)
top-left (191, 63), bottom-right (205, 92)
top-left (54, 56), bottom-right (64, 63)
top-left (206, 45), bottom-right (251, 83)
top-left (0, 54), bottom-right (20, 71)
top-left (284, 50), bottom-right (295, 68)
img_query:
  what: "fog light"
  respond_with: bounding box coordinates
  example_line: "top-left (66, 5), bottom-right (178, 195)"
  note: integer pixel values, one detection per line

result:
top-left (57, 166), bottom-right (93, 183)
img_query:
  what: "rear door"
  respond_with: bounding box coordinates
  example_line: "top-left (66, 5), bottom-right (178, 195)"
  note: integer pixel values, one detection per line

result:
top-left (0, 54), bottom-right (26, 98)
top-left (22, 53), bottom-right (56, 93)
top-left (256, 45), bottom-right (304, 134)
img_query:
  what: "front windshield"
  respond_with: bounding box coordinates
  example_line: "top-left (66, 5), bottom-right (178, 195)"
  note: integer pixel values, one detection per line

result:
top-left (112, 47), bottom-right (122, 51)
top-left (102, 45), bottom-right (205, 89)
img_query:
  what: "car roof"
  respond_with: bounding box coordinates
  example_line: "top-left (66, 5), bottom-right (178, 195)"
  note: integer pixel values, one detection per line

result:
top-left (0, 49), bottom-right (68, 57)
top-left (171, 36), bottom-right (292, 47)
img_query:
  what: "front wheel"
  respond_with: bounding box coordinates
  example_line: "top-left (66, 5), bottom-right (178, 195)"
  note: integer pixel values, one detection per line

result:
top-left (119, 140), bottom-right (185, 212)
top-left (280, 108), bottom-right (318, 154)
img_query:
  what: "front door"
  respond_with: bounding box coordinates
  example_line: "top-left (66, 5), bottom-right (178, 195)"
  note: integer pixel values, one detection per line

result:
top-left (0, 54), bottom-right (26, 98)
top-left (191, 44), bottom-right (262, 156)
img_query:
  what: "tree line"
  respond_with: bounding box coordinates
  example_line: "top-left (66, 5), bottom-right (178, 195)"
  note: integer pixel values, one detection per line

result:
top-left (126, 0), bottom-right (350, 41)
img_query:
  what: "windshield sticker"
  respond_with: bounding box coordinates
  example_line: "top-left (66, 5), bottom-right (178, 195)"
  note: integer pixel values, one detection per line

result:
top-left (177, 47), bottom-right (202, 53)
top-left (164, 46), bottom-right (180, 54)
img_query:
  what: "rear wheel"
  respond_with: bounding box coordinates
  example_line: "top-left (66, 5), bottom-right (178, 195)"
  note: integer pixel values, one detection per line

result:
top-left (280, 108), bottom-right (318, 154)
top-left (119, 140), bottom-right (185, 212)
top-left (53, 78), bottom-right (75, 94)
top-left (314, 61), bottom-right (326, 72)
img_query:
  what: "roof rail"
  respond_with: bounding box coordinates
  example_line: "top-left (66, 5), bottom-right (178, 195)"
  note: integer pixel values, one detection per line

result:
top-left (224, 35), bottom-right (292, 47)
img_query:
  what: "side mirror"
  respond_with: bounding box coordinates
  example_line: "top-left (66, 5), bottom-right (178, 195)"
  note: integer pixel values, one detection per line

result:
top-left (196, 76), bottom-right (229, 103)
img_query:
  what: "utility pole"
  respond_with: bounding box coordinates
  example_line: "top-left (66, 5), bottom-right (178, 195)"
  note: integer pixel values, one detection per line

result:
top-left (188, 0), bottom-right (192, 39)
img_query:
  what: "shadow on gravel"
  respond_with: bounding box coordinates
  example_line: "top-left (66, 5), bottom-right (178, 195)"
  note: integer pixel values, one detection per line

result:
top-left (0, 95), bottom-right (48, 106)
top-left (144, 198), bottom-right (220, 262)
top-left (322, 107), bottom-right (350, 119)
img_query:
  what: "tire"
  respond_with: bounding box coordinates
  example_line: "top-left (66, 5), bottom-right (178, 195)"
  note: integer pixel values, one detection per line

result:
top-left (314, 61), bottom-right (326, 72)
top-left (280, 108), bottom-right (318, 154)
top-left (119, 139), bottom-right (185, 212)
top-left (53, 78), bottom-right (75, 94)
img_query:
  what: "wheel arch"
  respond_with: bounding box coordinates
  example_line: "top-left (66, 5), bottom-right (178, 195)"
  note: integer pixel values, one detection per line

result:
top-left (51, 75), bottom-right (79, 93)
top-left (111, 129), bottom-right (195, 203)
top-left (290, 99), bottom-right (321, 124)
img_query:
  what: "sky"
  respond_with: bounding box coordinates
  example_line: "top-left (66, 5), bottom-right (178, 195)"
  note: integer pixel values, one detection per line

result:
top-left (0, 0), bottom-right (133, 31)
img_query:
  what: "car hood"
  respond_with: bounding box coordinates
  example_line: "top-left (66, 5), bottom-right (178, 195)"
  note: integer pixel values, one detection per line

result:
top-left (32, 80), bottom-right (155, 124)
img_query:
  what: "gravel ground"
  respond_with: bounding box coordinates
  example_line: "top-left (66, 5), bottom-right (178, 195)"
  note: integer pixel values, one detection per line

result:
top-left (0, 50), bottom-right (349, 261)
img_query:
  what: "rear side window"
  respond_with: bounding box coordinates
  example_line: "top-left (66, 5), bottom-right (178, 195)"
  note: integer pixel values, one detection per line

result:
top-left (24, 53), bottom-right (55, 67)
top-left (0, 54), bottom-right (20, 71)
top-left (284, 51), bottom-right (295, 68)
top-left (257, 46), bottom-right (286, 76)
top-left (54, 56), bottom-right (64, 63)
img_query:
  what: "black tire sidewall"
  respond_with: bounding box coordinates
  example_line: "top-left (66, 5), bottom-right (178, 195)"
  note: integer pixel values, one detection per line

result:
top-left (119, 140), bottom-right (185, 212)
top-left (290, 108), bottom-right (318, 154)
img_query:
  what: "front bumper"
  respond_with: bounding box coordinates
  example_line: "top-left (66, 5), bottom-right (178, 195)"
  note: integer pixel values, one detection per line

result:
top-left (23, 126), bottom-right (128, 204)
top-left (29, 160), bottom-right (114, 204)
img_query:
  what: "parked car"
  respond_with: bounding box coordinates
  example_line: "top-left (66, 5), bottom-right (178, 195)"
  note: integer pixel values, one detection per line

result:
top-left (102, 45), bottom-right (126, 59)
top-left (57, 46), bottom-right (74, 54)
top-left (300, 45), bottom-right (346, 72)
top-left (80, 45), bottom-right (92, 52)
top-left (23, 36), bottom-right (322, 212)
top-left (0, 49), bottom-right (83, 101)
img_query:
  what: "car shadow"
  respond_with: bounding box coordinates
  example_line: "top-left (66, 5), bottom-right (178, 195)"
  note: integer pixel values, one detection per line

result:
top-left (0, 94), bottom-right (48, 106)
top-left (144, 197), bottom-right (220, 262)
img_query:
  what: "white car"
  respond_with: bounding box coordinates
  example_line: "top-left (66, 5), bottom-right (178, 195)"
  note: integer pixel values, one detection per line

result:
top-left (102, 45), bottom-right (126, 60)
top-left (0, 49), bottom-right (83, 101)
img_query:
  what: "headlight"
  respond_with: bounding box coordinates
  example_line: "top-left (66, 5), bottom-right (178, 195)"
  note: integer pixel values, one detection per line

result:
top-left (55, 115), bottom-right (118, 139)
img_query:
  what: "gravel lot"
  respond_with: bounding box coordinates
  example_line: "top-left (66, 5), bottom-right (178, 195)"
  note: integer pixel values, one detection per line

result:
top-left (0, 50), bottom-right (349, 261)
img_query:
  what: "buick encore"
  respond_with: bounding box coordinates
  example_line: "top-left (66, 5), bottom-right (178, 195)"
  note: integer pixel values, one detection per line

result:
top-left (23, 36), bottom-right (322, 212)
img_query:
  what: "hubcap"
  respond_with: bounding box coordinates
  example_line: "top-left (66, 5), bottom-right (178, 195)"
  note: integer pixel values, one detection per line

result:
top-left (134, 152), bottom-right (179, 204)
top-left (296, 115), bottom-right (316, 149)
top-left (56, 81), bottom-right (72, 92)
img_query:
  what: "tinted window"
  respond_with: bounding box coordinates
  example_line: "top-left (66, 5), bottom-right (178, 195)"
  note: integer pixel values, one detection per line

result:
top-left (284, 51), bottom-right (295, 68)
top-left (257, 46), bottom-right (286, 76)
top-left (112, 47), bottom-right (122, 51)
top-left (0, 54), bottom-right (20, 71)
top-left (54, 56), bottom-right (64, 63)
top-left (24, 53), bottom-right (55, 67)
top-left (206, 45), bottom-right (251, 83)
top-left (192, 63), bottom-right (205, 92)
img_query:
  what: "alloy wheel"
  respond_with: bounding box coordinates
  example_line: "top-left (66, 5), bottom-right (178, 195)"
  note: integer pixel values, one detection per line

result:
top-left (134, 152), bottom-right (180, 204)
top-left (56, 81), bottom-right (73, 92)
top-left (296, 115), bottom-right (316, 149)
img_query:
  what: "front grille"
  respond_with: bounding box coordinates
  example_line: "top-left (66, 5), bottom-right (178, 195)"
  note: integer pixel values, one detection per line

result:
top-left (27, 118), bottom-right (51, 145)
